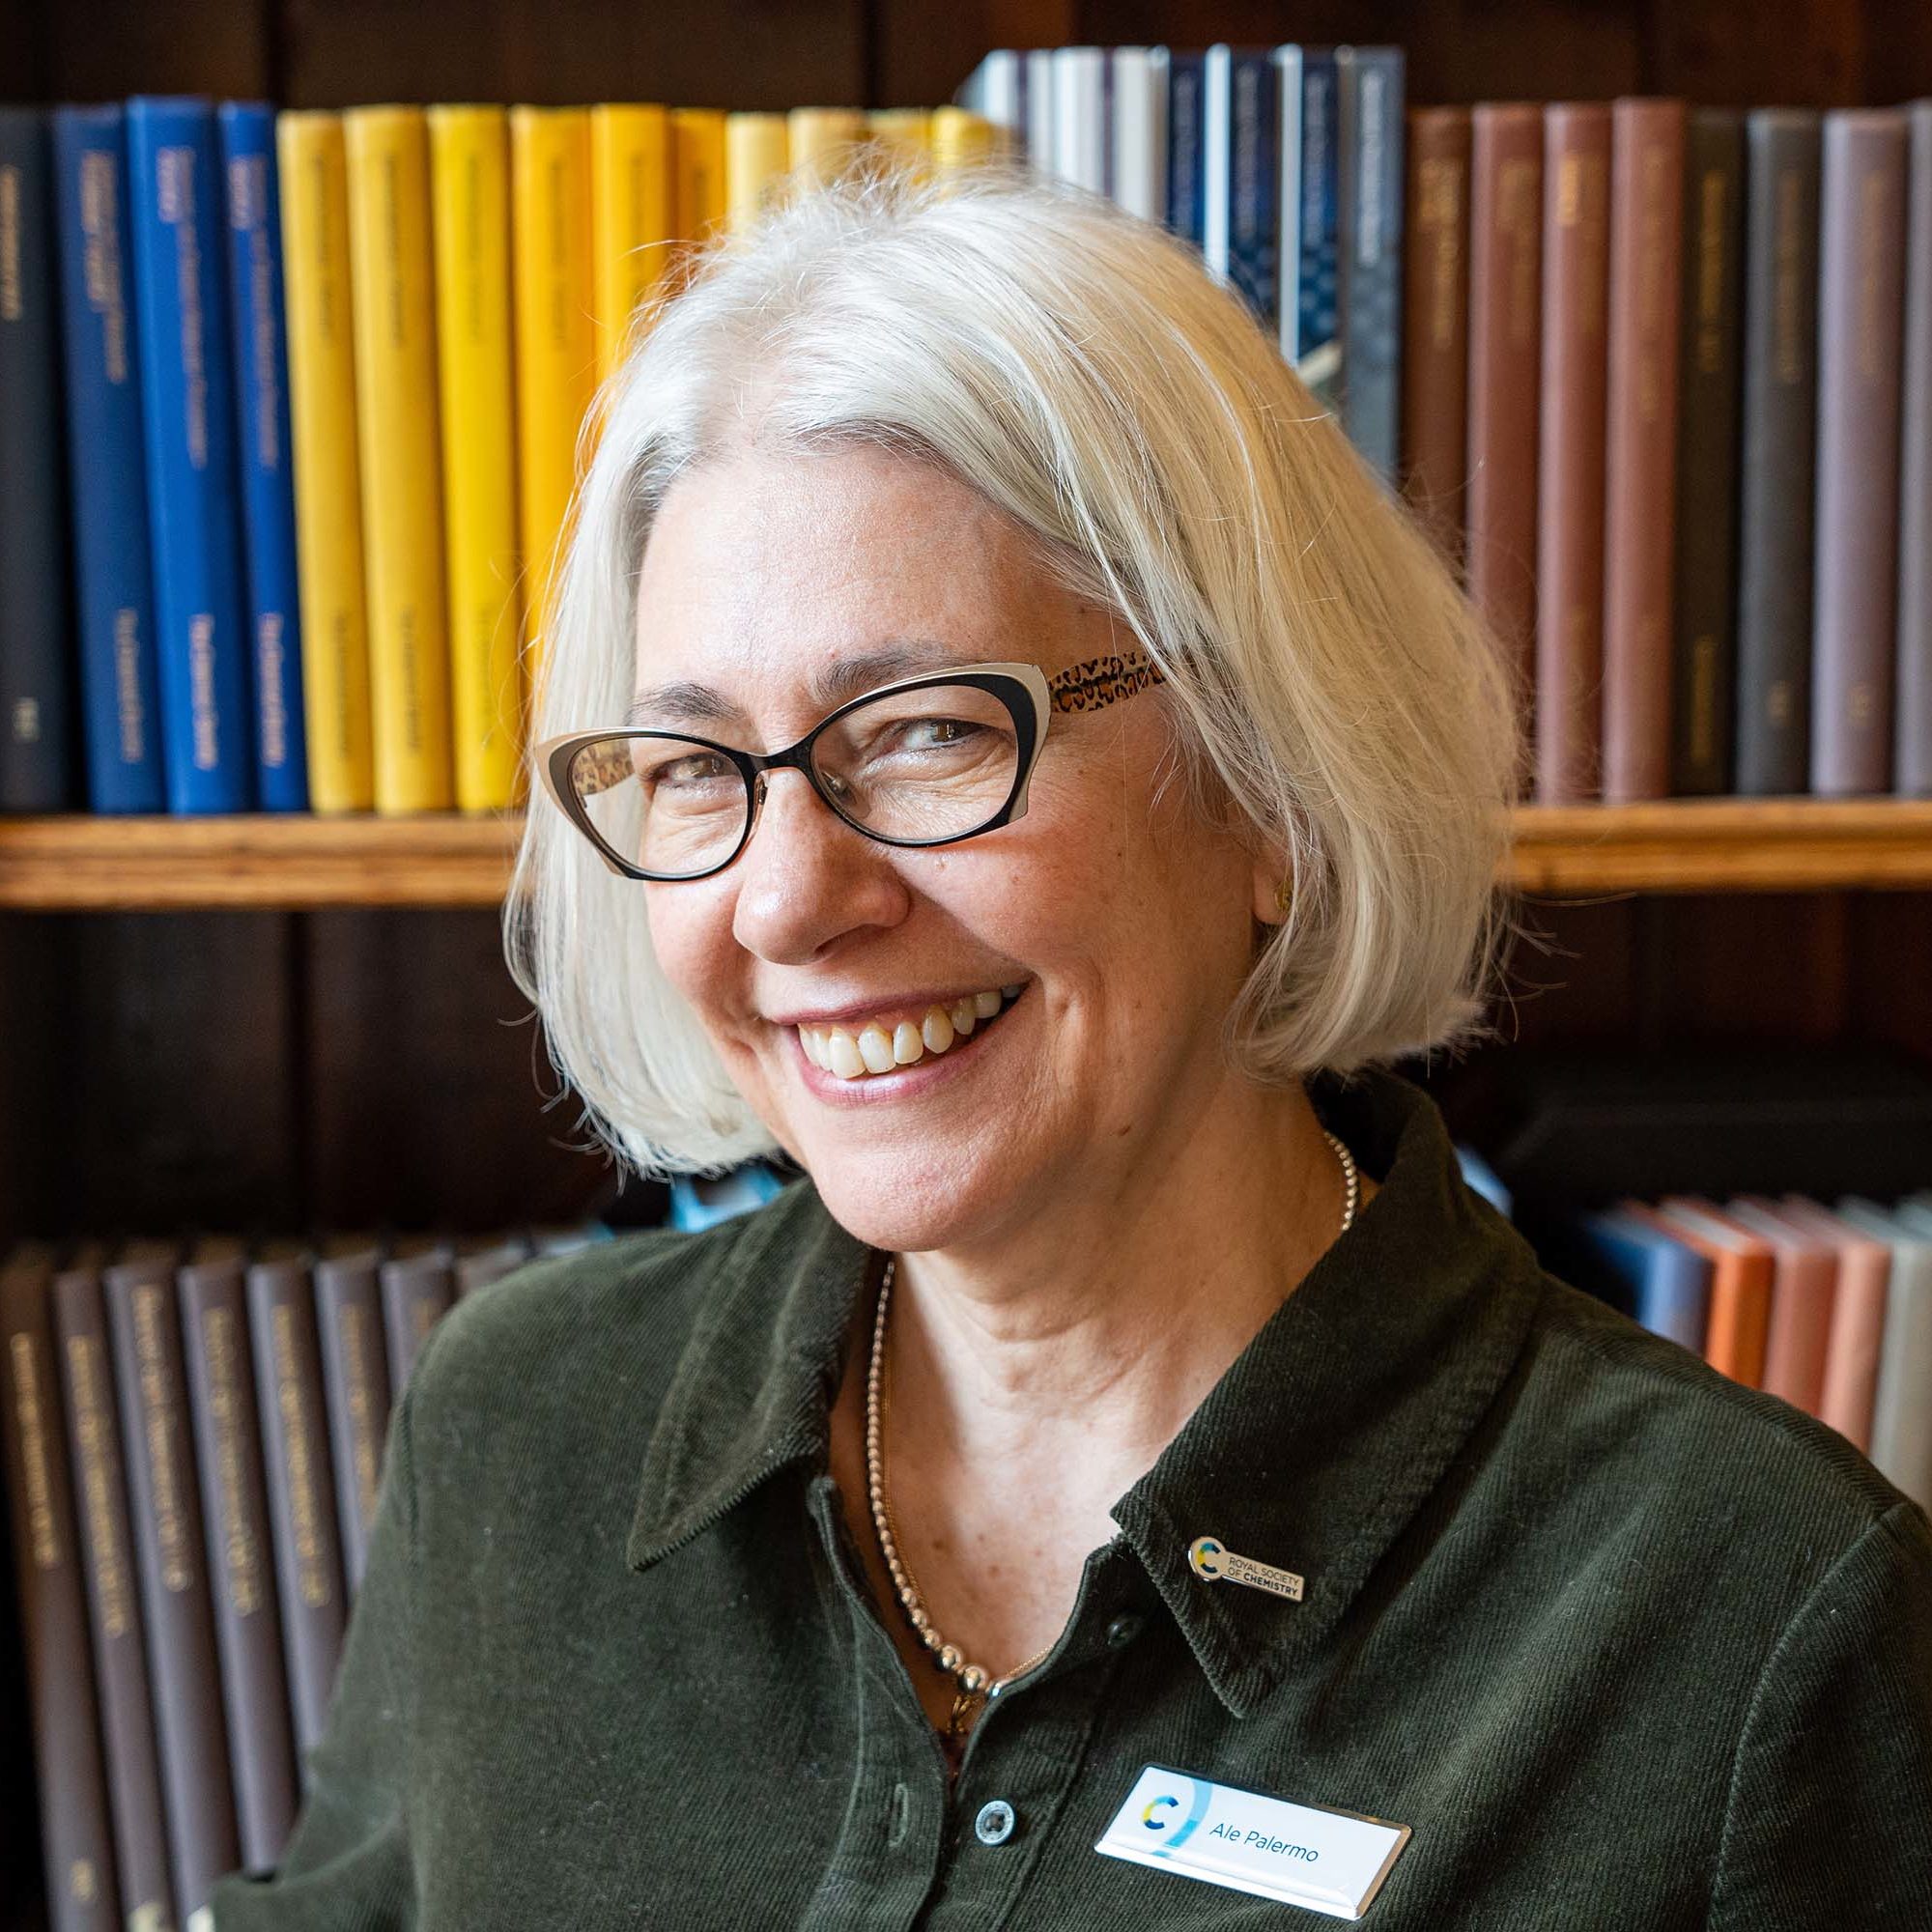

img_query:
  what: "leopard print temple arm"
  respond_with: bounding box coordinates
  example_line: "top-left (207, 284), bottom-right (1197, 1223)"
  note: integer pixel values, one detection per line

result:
top-left (1045, 652), bottom-right (1169, 714)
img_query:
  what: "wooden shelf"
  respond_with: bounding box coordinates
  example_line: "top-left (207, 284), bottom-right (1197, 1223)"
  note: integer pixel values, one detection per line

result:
top-left (0, 799), bottom-right (1928, 908)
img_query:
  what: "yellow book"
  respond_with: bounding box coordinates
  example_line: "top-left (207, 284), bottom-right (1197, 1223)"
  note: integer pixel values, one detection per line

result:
top-left (428, 105), bottom-right (522, 814)
top-left (590, 104), bottom-right (673, 387)
top-left (725, 112), bottom-right (789, 233)
top-left (510, 106), bottom-right (595, 701)
top-left (274, 112), bottom-right (374, 813)
top-left (342, 105), bottom-right (453, 813)
top-left (867, 108), bottom-right (932, 181)
top-left (931, 106), bottom-right (1002, 175)
top-left (787, 107), bottom-right (867, 188)
top-left (671, 107), bottom-right (727, 256)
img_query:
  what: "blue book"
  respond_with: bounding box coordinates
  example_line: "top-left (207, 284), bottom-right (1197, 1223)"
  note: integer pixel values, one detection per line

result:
top-left (1279, 47), bottom-right (1341, 410)
top-left (0, 106), bottom-right (76, 810)
top-left (1575, 1208), bottom-right (1713, 1353)
top-left (1165, 50), bottom-right (1208, 250)
top-left (1204, 44), bottom-right (1280, 329)
top-left (1454, 1144), bottom-right (1514, 1219)
top-left (125, 95), bottom-right (253, 813)
top-left (51, 104), bottom-right (167, 813)
top-left (216, 102), bottom-right (308, 811)
top-left (1335, 46), bottom-right (1406, 484)
top-left (668, 1165), bottom-right (786, 1233)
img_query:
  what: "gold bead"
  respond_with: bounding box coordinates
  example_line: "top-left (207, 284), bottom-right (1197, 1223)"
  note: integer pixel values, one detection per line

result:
top-left (939, 1643), bottom-right (962, 1672)
top-left (960, 1664), bottom-right (987, 1693)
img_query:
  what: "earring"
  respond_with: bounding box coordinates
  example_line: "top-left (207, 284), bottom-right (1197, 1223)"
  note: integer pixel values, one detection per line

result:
top-left (1274, 876), bottom-right (1293, 917)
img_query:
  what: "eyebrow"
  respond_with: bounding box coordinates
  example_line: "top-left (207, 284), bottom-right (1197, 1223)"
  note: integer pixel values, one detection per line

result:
top-left (625, 641), bottom-right (971, 729)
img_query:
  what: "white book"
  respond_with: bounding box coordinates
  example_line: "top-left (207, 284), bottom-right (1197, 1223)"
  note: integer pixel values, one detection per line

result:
top-left (1275, 45), bottom-right (1306, 361)
top-left (1024, 49), bottom-right (1056, 172)
top-left (1110, 46), bottom-right (1168, 222)
top-left (1051, 45), bottom-right (1107, 191)
top-left (957, 48), bottom-right (1024, 143)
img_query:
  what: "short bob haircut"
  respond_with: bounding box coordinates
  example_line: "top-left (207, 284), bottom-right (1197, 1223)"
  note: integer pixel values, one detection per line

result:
top-left (504, 160), bottom-right (1526, 1180)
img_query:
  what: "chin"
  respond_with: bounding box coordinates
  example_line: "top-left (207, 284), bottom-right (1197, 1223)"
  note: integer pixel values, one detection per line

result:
top-left (798, 1142), bottom-right (1019, 1257)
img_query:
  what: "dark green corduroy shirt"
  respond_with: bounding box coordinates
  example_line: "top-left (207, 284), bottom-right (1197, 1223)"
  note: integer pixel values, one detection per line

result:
top-left (209, 1066), bottom-right (1932, 1929)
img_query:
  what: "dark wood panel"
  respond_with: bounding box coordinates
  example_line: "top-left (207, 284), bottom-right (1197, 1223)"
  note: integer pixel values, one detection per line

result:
top-left (279, 0), bottom-right (866, 108)
top-left (301, 908), bottom-right (621, 1232)
top-left (38, 0), bottom-right (271, 100)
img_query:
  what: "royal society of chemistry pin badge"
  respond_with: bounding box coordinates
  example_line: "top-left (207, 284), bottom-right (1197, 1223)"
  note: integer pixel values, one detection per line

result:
top-left (1187, 1534), bottom-right (1305, 1602)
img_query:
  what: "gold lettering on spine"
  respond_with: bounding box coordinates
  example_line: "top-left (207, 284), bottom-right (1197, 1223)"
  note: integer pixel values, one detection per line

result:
top-left (342, 1307), bottom-right (381, 1520)
top-left (1857, 164), bottom-right (1889, 383)
top-left (272, 1305), bottom-right (331, 1607)
top-left (0, 164), bottom-right (21, 319)
top-left (8, 1334), bottom-right (59, 1569)
top-left (188, 612), bottom-right (219, 768)
top-left (1695, 170), bottom-right (1727, 374)
top-left (115, 609), bottom-right (146, 760)
top-left (1500, 157), bottom-right (1539, 349)
top-left (78, 149), bottom-right (129, 382)
top-left (156, 147), bottom-right (207, 469)
top-left (202, 1307), bottom-right (261, 1615)
top-left (1634, 138), bottom-right (1668, 422)
top-left (132, 1286), bottom-right (192, 1592)
top-left (1773, 168), bottom-right (1804, 385)
top-left (66, 1336), bottom-right (129, 1637)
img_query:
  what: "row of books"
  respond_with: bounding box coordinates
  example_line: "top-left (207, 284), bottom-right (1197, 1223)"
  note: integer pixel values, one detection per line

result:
top-left (0, 95), bottom-right (1001, 824)
top-left (1507, 1180), bottom-right (1932, 1509)
top-left (0, 1223), bottom-right (607, 1930)
top-left (964, 48), bottom-right (1932, 802)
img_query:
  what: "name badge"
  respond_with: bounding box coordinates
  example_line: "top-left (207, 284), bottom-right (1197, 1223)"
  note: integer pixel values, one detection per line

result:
top-left (1094, 1763), bottom-right (1411, 1919)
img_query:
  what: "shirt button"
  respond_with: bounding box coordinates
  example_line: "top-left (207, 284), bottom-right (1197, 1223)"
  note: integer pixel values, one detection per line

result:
top-left (974, 1799), bottom-right (1017, 1846)
top-left (1105, 1611), bottom-right (1145, 1649)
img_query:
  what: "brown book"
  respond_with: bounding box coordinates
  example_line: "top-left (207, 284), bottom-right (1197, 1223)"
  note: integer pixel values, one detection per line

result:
top-left (379, 1235), bottom-right (457, 1395)
top-left (1535, 103), bottom-right (1612, 804)
top-left (454, 1231), bottom-right (534, 1298)
top-left (1465, 103), bottom-right (1544, 753)
top-left (1770, 1198), bottom-right (1891, 1454)
top-left (1670, 110), bottom-right (1747, 796)
top-left (1725, 1200), bottom-right (1839, 1418)
top-left (51, 1245), bottom-right (176, 1930)
top-left (311, 1235), bottom-right (390, 1600)
top-left (178, 1236), bottom-right (298, 1873)
top-left (1812, 109), bottom-right (1909, 796)
top-left (1401, 106), bottom-right (1472, 569)
top-left (1899, 101), bottom-right (1932, 796)
top-left (2, 1242), bottom-right (122, 1932)
top-left (1602, 98), bottom-right (1687, 803)
top-left (244, 1239), bottom-right (347, 1773)
top-left (102, 1237), bottom-right (241, 1928)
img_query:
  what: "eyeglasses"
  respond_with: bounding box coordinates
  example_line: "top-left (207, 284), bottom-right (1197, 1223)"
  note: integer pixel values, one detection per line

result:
top-left (534, 651), bottom-right (1168, 883)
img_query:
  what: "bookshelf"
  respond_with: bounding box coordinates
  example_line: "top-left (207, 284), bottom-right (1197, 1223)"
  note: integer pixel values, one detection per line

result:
top-left (2, 800), bottom-right (1932, 909)
top-left (4, 4), bottom-right (1932, 1932)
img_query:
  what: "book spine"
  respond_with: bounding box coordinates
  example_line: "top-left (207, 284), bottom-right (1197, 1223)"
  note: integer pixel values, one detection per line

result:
top-left (312, 1254), bottom-right (391, 1600)
top-left (513, 106), bottom-right (597, 707)
top-left (1735, 111), bottom-right (1821, 797)
top-left (1466, 104), bottom-right (1543, 747)
top-left (178, 1257), bottom-right (298, 1873)
top-left (1024, 49), bottom-right (1056, 168)
top-left (217, 102), bottom-right (310, 814)
top-left (1165, 51), bottom-right (1207, 252)
top-left (1899, 102), bottom-right (1932, 797)
top-left (669, 104), bottom-right (725, 251)
top-left (379, 1250), bottom-right (456, 1395)
top-left (1399, 107), bottom-right (1472, 573)
top-left (125, 96), bottom-right (255, 814)
top-left (1226, 49), bottom-right (1280, 332)
top-left (1812, 110), bottom-right (1909, 797)
top-left (1050, 46), bottom-right (1107, 193)
top-left (244, 1258), bottom-right (347, 1767)
top-left (3, 1251), bottom-right (121, 1931)
top-left (51, 1264), bottom-right (175, 1927)
top-left (589, 103), bottom-right (672, 384)
top-left (1602, 98), bottom-right (1687, 805)
top-left (724, 113), bottom-right (788, 233)
top-left (1535, 104), bottom-right (1612, 805)
top-left (343, 106), bottom-right (452, 814)
top-left (1335, 45), bottom-right (1405, 487)
top-left (1289, 52), bottom-right (1340, 408)
top-left (430, 105), bottom-right (523, 815)
top-left (0, 107), bottom-right (76, 811)
top-left (103, 1254), bottom-right (241, 1926)
top-left (1669, 111), bottom-right (1747, 796)
top-left (50, 106), bottom-right (166, 814)
top-left (1109, 47), bottom-right (1167, 224)
top-left (274, 111), bottom-right (374, 813)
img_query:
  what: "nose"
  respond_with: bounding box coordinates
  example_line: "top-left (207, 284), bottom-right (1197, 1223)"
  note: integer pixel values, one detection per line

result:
top-left (728, 765), bottom-right (912, 965)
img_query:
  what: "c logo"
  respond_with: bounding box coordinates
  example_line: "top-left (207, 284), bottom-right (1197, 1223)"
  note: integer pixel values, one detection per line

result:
top-left (1187, 1535), bottom-right (1225, 1579)
top-left (1142, 1793), bottom-right (1180, 1831)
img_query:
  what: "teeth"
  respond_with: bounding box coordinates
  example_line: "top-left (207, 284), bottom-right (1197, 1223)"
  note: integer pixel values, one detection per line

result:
top-left (801, 982), bottom-right (1025, 1081)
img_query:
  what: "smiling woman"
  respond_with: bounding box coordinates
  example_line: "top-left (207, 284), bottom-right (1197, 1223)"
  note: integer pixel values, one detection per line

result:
top-left (207, 162), bottom-right (1932, 1931)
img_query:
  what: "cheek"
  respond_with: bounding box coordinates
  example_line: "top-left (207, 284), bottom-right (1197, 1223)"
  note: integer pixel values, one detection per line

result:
top-left (641, 887), bottom-right (737, 1019)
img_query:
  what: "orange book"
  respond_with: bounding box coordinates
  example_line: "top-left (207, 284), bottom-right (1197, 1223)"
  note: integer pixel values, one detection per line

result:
top-left (1647, 1199), bottom-right (1774, 1387)
top-left (1720, 1199), bottom-right (1840, 1418)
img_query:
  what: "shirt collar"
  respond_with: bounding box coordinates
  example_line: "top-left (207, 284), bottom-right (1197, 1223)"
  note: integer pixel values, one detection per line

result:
top-left (627, 1065), bottom-right (1546, 1719)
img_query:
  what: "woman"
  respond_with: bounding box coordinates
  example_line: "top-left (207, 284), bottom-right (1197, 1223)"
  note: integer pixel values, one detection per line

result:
top-left (211, 165), bottom-right (1931, 1928)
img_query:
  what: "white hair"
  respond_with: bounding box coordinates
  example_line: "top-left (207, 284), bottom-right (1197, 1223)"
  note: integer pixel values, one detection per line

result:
top-left (502, 158), bottom-right (1526, 1179)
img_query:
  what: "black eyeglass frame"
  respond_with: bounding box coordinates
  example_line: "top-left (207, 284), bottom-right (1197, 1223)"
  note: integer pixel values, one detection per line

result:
top-left (535, 652), bottom-right (1167, 884)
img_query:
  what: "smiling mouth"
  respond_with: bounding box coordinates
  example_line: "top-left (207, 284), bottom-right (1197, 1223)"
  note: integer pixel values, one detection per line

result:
top-left (795, 981), bottom-right (1030, 1081)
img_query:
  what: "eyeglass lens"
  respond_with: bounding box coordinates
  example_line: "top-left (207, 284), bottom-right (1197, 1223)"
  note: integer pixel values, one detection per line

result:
top-left (569, 681), bottom-right (1023, 877)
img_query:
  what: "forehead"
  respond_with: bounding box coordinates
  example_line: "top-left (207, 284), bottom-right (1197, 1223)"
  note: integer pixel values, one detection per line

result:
top-left (629, 443), bottom-right (1063, 729)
